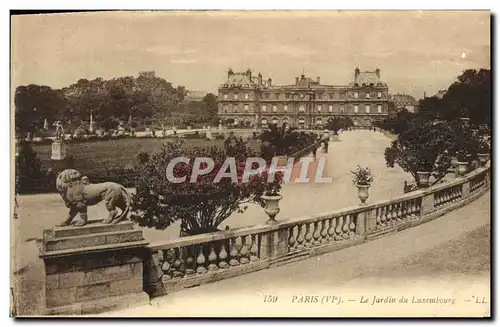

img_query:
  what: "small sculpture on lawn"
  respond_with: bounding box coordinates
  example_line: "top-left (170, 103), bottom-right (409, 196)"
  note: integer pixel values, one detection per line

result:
top-left (55, 169), bottom-right (131, 227)
top-left (52, 121), bottom-right (65, 142)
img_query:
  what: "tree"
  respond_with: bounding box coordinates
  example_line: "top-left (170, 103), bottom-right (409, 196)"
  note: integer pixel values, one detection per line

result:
top-left (376, 109), bottom-right (416, 135)
top-left (418, 69), bottom-right (491, 126)
top-left (202, 93), bottom-right (218, 118)
top-left (131, 140), bottom-right (282, 235)
top-left (384, 120), bottom-right (457, 185)
top-left (15, 85), bottom-right (67, 137)
top-left (259, 123), bottom-right (300, 158)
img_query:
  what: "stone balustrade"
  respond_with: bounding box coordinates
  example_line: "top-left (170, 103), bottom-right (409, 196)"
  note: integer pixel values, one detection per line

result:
top-left (144, 164), bottom-right (491, 298)
top-left (37, 163), bottom-right (490, 314)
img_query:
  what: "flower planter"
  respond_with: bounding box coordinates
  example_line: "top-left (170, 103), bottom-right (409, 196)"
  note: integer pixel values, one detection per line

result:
top-left (355, 184), bottom-right (370, 205)
top-left (478, 153), bottom-right (489, 167)
top-left (261, 194), bottom-right (283, 223)
top-left (416, 171), bottom-right (431, 187)
top-left (457, 162), bottom-right (469, 176)
top-left (277, 156), bottom-right (288, 166)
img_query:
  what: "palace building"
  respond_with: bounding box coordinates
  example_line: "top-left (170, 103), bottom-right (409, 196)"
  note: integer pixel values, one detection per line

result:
top-left (217, 67), bottom-right (390, 128)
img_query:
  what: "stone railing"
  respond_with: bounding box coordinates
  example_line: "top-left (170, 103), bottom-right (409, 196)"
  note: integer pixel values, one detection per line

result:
top-left (35, 164), bottom-right (490, 315)
top-left (144, 164), bottom-right (491, 298)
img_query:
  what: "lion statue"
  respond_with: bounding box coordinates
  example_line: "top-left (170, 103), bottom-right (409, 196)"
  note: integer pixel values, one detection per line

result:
top-left (55, 169), bottom-right (131, 227)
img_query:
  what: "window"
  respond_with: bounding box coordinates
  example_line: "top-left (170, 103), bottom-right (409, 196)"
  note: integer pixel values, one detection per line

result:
top-left (234, 105), bottom-right (239, 113)
top-left (234, 93), bottom-right (238, 100)
top-left (273, 105), bottom-right (277, 112)
top-left (377, 92), bottom-right (382, 98)
top-left (323, 94), bottom-right (328, 99)
top-left (264, 93), bottom-right (269, 99)
top-left (224, 105), bottom-right (228, 113)
top-left (275, 93), bottom-right (280, 99)
top-left (329, 105), bottom-right (333, 112)
top-left (340, 107), bottom-right (345, 113)
top-left (262, 105), bottom-right (267, 112)
top-left (286, 93), bottom-right (291, 99)
top-left (244, 93), bottom-right (249, 100)
top-left (354, 105), bottom-right (359, 113)
top-left (223, 93), bottom-right (228, 99)
top-left (365, 105), bottom-right (370, 113)
top-left (365, 92), bottom-right (370, 99)
top-left (299, 105), bottom-right (305, 112)
top-left (330, 93), bottom-right (335, 99)
top-left (317, 105), bottom-right (322, 112)
top-left (377, 104), bottom-right (382, 113)
top-left (244, 105), bottom-right (249, 112)
top-left (354, 92), bottom-right (359, 99)
top-left (284, 105), bottom-right (288, 112)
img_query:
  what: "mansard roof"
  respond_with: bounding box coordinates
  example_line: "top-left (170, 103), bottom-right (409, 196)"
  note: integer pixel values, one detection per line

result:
top-left (225, 73), bottom-right (253, 86)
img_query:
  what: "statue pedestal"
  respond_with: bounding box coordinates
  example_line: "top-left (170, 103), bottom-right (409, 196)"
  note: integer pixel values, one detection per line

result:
top-left (38, 221), bottom-right (149, 315)
top-left (51, 142), bottom-right (66, 160)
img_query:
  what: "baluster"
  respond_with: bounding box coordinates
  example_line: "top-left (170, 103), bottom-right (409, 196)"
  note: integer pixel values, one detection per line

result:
top-left (349, 215), bottom-right (356, 235)
top-left (239, 236), bottom-right (250, 264)
top-left (342, 215), bottom-right (350, 239)
top-left (288, 227), bottom-right (297, 251)
top-left (229, 238), bottom-right (240, 266)
top-left (387, 205), bottom-right (394, 224)
top-left (160, 250), bottom-right (172, 281)
top-left (327, 219), bottom-right (335, 240)
top-left (401, 201), bottom-right (407, 219)
top-left (296, 225), bottom-right (305, 249)
top-left (304, 223), bottom-right (313, 247)
top-left (249, 234), bottom-right (259, 261)
top-left (185, 245), bottom-right (196, 275)
top-left (312, 222), bottom-right (321, 245)
top-left (375, 207), bottom-right (381, 227)
top-left (320, 220), bottom-right (328, 243)
top-left (171, 248), bottom-right (184, 278)
top-left (380, 206), bottom-right (387, 227)
top-left (207, 243), bottom-right (219, 272)
top-left (218, 242), bottom-right (229, 269)
top-left (396, 203), bottom-right (402, 221)
top-left (334, 216), bottom-right (343, 241)
top-left (196, 246), bottom-right (207, 274)
top-left (410, 199), bottom-right (417, 219)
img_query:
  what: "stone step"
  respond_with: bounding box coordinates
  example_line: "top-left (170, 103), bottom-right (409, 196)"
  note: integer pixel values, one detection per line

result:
top-left (53, 221), bottom-right (135, 238)
top-left (45, 230), bottom-right (144, 252)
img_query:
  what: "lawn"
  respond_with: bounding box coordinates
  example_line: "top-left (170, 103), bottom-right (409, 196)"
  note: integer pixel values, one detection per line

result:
top-left (32, 137), bottom-right (262, 174)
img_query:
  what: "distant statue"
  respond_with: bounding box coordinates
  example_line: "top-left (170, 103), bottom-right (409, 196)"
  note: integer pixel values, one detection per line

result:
top-left (55, 169), bottom-right (131, 227)
top-left (52, 121), bottom-right (65, 142)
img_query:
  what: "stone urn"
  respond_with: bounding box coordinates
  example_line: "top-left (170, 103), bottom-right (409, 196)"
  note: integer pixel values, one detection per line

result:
top-left (478, 153), bottom-right (489, 167)
top-left (457, 162), bottom-right (469, 176)
top-left (356, 184), bottom-right (370, 205)
top-left (416, 171), bottom-right (431, 187)
top-left (261, 194), bottom-right (283, 224)
top-left (277, 156), bottom-right (288, 166)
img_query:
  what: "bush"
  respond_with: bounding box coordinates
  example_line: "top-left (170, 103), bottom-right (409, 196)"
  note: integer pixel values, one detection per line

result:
top-left (131, 139), bottom-right (282, 235)
top-left (15, 141), bottom-right (43, 193)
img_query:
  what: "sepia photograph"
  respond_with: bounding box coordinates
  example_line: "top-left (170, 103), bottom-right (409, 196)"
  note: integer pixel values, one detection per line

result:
top-left (10, 10), bottom-right (491, 317)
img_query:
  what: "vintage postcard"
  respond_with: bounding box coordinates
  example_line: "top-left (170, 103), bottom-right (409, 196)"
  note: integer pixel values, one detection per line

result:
top-left (11, 10), bottom-right (491, 317)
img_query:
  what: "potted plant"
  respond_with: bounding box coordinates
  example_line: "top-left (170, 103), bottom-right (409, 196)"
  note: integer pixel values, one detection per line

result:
top-left (477, 141), bottom-right (490, 167)
top-left (351, 165), bottom-right (374, 205)
top-left (455, 149), bottom-right (470, 176)
top-left (260, 175), bottom-right (284, 224)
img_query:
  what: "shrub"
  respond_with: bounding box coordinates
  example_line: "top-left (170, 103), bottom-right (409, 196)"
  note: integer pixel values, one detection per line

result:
top-left (15, 141), bottom-right (43, 194)
top-left (131, 139), bottom-right (283, 235)
top-left (351, 165), bottom-right (374, 186)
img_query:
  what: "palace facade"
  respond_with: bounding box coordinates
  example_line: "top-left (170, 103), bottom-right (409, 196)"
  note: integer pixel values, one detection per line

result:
top-left (217, 67), bottom-right (390, 128)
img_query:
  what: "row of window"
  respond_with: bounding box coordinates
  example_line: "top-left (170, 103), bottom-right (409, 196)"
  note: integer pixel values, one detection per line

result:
top-left (223, 104), bottom-right (384, 114)
top-left (221, 91), bottom-right (383, 100)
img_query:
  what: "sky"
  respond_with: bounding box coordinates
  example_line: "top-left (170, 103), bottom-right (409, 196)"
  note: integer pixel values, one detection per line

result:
top-left (11, 11), bottom-right (490, 99)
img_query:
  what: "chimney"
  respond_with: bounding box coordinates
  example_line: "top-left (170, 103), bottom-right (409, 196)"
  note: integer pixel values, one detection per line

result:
top-left (228, 68), bottom-right (234, 79)
top-left (295, 77), bottom-right (299, 85)
top-left (268, 77), bottom-right (272, 86)
top-left (375, 68), bottom-right (380, 78)
top-left (424, 91), bottom-right (427, 98)
top-left (316, 76), bottom-right (320, 84)
top-left (258, 73), bottom-right (263, 84)
top-left (246, 68), bottom-right (252, 80)
top-left (355, 67), bottom-right (360, 79)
